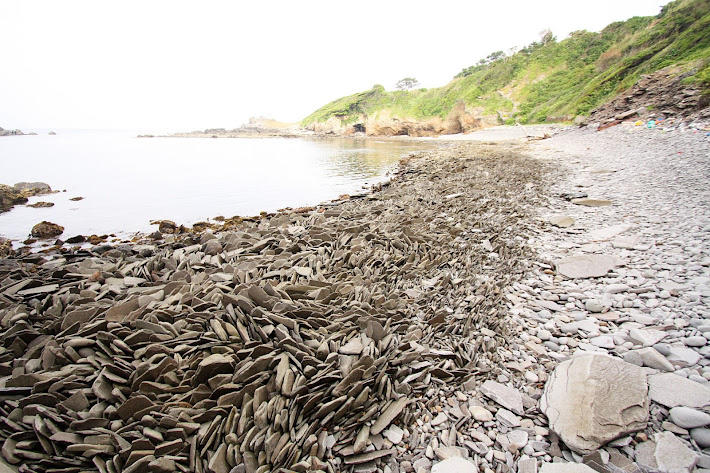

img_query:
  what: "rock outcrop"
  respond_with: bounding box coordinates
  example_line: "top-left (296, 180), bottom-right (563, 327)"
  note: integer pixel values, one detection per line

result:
top-left (588, 63), bottom-right (710, 126)
top-left (0, 182), bottom-right (55, 213)
top-left (0, 127), bottom-right (24, 136)
top-left (308, 103), bottom-right (494, 137)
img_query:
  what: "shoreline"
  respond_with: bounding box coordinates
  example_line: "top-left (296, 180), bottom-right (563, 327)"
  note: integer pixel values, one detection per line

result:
top-left (0, 126), bottom-right (708, 472)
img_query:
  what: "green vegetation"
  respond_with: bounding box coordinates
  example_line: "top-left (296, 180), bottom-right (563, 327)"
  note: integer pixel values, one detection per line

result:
top-left (302, 0), bottom-right (710, 127)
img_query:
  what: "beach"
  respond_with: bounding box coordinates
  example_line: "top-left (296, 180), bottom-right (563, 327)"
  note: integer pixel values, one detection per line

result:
top-left (0, 123), bottom-right (709, 472)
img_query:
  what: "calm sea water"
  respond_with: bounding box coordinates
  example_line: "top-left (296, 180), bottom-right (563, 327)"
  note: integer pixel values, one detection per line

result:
top-left (0, 130), bottom-right (433, 242)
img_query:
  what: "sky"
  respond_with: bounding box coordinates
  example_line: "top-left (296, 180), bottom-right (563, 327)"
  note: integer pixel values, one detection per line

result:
top-left (0, 1), bottom-right (671, 132)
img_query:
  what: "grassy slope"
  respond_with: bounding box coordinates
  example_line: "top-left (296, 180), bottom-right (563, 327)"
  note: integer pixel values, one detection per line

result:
top-left (303, 0), bottom-right (710, 127)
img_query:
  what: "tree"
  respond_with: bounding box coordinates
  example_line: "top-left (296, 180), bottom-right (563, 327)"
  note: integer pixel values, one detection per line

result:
top-left (539, 28), bottom-right (556, 45)
top-left (486, 50), bottom-right (505, 63)
top-left (395, 77), bottom-right (420, 90)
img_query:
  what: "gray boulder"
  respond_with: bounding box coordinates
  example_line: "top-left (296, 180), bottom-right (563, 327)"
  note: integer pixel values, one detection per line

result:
top-left (540, 354), bottom-right (648, 454)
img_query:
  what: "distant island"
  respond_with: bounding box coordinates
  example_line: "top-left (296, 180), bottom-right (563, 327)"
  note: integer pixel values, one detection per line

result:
top-left (0, 127), bottom-right (25, 136)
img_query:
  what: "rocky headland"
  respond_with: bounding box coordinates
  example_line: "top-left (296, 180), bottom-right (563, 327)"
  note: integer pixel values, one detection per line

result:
top-left (0, 182), bottom-right (56, 214)
top-left (0, 123), bottom-right (709, 473)
top-left (0, 128), bottom-right (25, 137)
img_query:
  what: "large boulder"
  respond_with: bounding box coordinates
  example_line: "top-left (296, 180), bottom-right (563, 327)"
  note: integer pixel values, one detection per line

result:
top-left (540, 354), bottom-right (649, 454)
top-left (0, 184), bottom-right (28, 212)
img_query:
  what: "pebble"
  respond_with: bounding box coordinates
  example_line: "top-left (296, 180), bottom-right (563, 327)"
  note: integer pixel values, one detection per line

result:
top-left (669, 406), bottom-right (710, 429)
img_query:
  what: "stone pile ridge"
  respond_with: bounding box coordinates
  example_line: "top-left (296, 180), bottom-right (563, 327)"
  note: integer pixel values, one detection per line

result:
top-left (0, 144), bottom-right (549, 473)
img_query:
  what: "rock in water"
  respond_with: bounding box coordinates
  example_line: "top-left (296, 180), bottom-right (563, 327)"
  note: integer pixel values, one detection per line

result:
top-left (157, 220), bottom-right (177, 233)
top-left (27, 201), bottom-right (54, 208)
top-left (31, 221), bottom-right (64, 238)
top-left (556, 254), bottom-right (616, 279)
top-left (540, 354), bottom-right (649, 454)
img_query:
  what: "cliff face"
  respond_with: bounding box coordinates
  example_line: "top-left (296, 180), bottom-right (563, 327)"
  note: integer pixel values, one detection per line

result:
top-left (308, 102), bottom-right (496, 137)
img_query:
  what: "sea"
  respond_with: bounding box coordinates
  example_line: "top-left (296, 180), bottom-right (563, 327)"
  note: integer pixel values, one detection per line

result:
top-left (0, 130), bottom-right (434, 243)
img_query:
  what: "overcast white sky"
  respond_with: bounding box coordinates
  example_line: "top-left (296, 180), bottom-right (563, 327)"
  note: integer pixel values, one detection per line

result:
top-left (0, 1), bottom-right (670, 132)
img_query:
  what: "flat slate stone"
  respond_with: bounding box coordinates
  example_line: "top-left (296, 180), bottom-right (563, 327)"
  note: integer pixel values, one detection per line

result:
top-left (540, 354), bottom-right (648, 454)
top-left (549, 215), bottom-right (574, 228)
top-left (431, 457), bottom-right (478, 473)
top-left (480, 380), bottom-right (524, 415)
top-left (556, 254), bottom-right (616, 279)
top-left (343, 448), bottom-right (395, 465)
top-left (570, 198), bottom-right (613, 207)
top-left (370, 398), bottom-right (408, 435)
top-left (648, 373), bottom-right (710, 408)
top-left (654, 431), bottom-right (698, 473)
top-left (540, 463), bottom-right (598, 473)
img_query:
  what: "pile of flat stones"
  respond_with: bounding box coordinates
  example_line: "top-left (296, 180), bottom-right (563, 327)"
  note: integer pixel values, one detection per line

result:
top-left (0, 143), bottom-right (549, 473)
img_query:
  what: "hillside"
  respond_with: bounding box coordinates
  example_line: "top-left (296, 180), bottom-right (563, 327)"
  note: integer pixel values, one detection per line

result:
top-left (302, 0), bottom-right (710, 136)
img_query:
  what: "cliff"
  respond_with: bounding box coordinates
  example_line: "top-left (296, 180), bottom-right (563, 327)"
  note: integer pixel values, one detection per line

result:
top-left (303, 0), bottom-right (710, 136)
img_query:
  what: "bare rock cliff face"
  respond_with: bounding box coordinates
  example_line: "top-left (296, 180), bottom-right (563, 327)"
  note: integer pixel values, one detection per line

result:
top-left (589, 64), bottom-right (710, 125)
top-left (308, 102), bottom-right (496, 137)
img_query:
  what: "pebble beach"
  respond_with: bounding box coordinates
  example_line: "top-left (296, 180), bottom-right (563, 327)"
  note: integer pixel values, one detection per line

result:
top-left (0, 123), bottom-right (709, 473)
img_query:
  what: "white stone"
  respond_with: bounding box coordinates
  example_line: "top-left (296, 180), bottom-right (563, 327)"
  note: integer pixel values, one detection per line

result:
top-left (556, 255), bottom-right (616, 279)
top-left (588, 224), bottom-right (632, 242)
top-left (431, 412), bottom-right (448, 427)
top-left (612, 234), bottom-right (641, 249)
top-left (669, 407), bottom-right (710, 429)
top-left (629, 328), bottom-right (667, 347)
top-left (686, 336), bottom-right (707, 347)
top-left (590, 335), bottom-right (615, 349)
top-left (507, 430), bottom-right (529, 449)
top-left (667, 346), bottom-right (701, 367)
top-left (539, 463), bottom-right (597, 473)
top-left (549, 215), bottom-right (574, 228)
top-left (431, 457), bottom-right (477, 473)
top-left (585, 299), bottom-right (604, 313)
top-left (518, 457), bottom-right (538, 473)
top-left (540, 354), bottom-right (649, 454)
top-left (605, 283), bottom-right (630, 294)
top-left (691, 428), bottom-right (710, 449)
top-left (480, 380), bottom-right (524, 415)
top-left (383, 425), bottom-right (404, 445)
top-left (469, 405), bottom-right (493, 422)
top-left (636, 347), bottom-right (675, 372)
